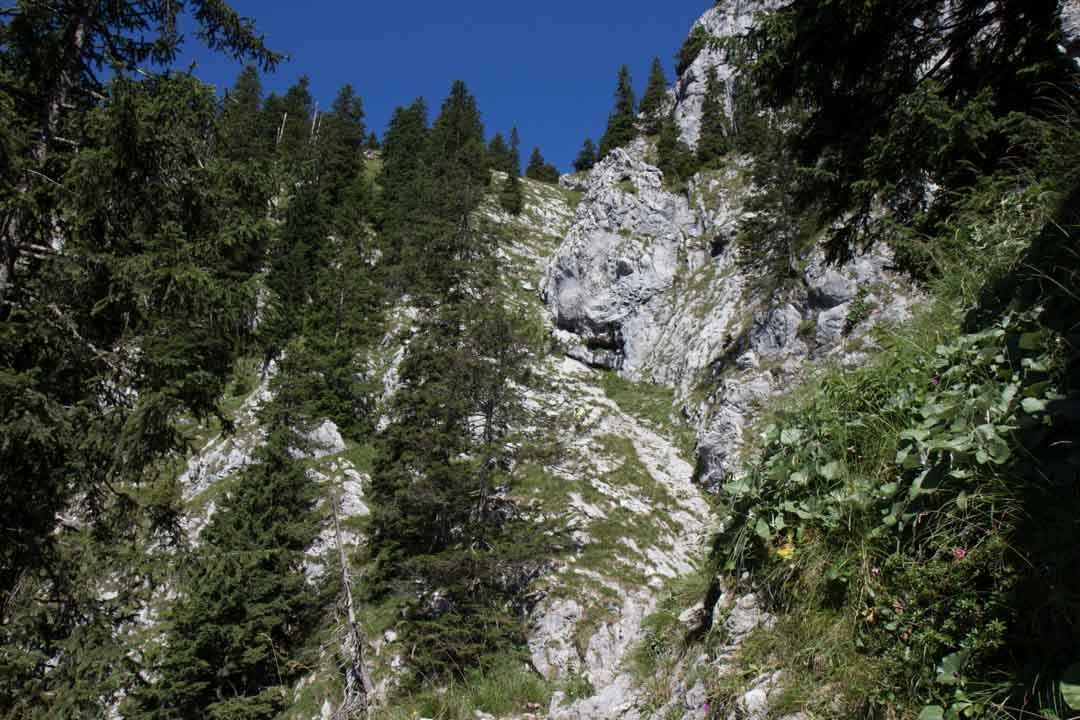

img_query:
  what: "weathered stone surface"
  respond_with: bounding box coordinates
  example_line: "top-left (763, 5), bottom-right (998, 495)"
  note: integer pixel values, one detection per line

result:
top-left (670, 0), bottom-right (783, 148)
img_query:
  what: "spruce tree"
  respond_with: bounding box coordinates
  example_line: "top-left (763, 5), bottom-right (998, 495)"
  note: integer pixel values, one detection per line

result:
top-left (598, 65), bottom-right (637, 159)
top-left (525, 147), bottom-right (546, 179)
top-left (509, 126), bottom-right (522, 175)
top-left (573, 138), bottom-right (598, 172)
top-left (640, 57), bottom-right (669, 135)
top-left (318, 83), bottom-right (367, 202)
top-left (221, 65), bottom-right (270, 162)
top-left (276, 75), bottom-right (315, 165)
top-left (415, 80), bottom-right (488, 297)
top-left (376, 98), bottom-right (430, 280)
top-left (697, 66), bottom-right (730, 166)
top-left (0, 18), bottom-right (277, 704)
top-left (499, 127), bottom-right (523, 215)
top-left (525, 147), bottom-right (560, 184)
top-left (128, 353), bottom-right (324, 719)
top-left (487, 132), bottom-right (512, 174)
top-left (366, 131), bottom-right (380, 150)
top-left (657, 111), bottom-right (697, 186)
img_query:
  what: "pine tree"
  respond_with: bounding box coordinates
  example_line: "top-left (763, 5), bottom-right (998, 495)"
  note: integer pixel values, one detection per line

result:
top-left (317, 83), bottom-right (367, 202)
top-left (377, 98), bottom-right (430, 280)
top-left (366, 131), bottom-right (380, 150)
top-left (220, 65), bottom-right (270, 162)
top-left (640, 57), bottom-right (669, 135)
top-left (487, 132), bottom-right (512, 174)
top-left (0, 60), bottom-right (276, 715)
top-left (414, 80), bottom-right (488, 297)
top-left (127, 353), bottom-right (324, 720)
top-left (697, 66), bottom-right (730, 166)
top-left (573, 138), bottom-right (598, 172)
top-left (525, 147), bottom-right (560, 184)
top-left (499, 126), bottom-right (523, 215)
top-left (598, 65), bottom-right (637, 159)
top-left (657, 111), bottom-right (697, 186)
top-left (276, 75), bottom-right (316, 165)
top-left (508, 127), bottom-right (522, 177)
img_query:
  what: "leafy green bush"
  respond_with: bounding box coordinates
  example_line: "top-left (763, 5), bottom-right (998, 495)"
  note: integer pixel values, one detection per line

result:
top-left (711, 286), bottom-right (1079, 717)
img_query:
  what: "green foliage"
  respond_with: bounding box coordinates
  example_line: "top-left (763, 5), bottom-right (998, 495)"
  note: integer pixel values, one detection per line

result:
top-left (598, 65), bottom-right (637, 160)
top-left (126, 352), bottom-right (327, 719)
top-left (745, 0), bottom-right (1076, 261)
top-left (487, 131), bottom-right (513, 174)
top-left (676, 25), bottom-right (711, 77)
top-left (573, 137), bottom-right (598, 173)
top-left (376, 97), bottom-right (430, 279)
top-left (640, 57), bottom-right (669, 135)
top-left (712, 221), bottom-right (1080, 718)
top-left (657, 112), bottom-right (697, 189)
top-left (843, 286), bottom-right (876, 335)
top-left (0, 2), bottom-right (281, 712)
top-left (499, 126), bottom-right (524, 215)
top-left (365, 293), bottom-right (564, 684)
top-left (696, 66), bottom-right (730, 166)
top-left (375, 655), bottom-right (551, 720)
top-left (525, 146), bottom-right (560, 184)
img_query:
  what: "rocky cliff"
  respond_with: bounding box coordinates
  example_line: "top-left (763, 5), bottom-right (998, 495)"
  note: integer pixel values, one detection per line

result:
top-left (171, 4), bottom-right (918, 718)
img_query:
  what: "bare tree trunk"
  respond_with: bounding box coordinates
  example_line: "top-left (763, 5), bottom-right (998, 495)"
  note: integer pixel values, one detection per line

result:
top-left (329, 483), bottom-right (374, 719)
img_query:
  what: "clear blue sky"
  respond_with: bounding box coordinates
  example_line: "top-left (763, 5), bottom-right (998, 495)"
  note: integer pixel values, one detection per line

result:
top-left (178, 1), bottom-right (711, 171)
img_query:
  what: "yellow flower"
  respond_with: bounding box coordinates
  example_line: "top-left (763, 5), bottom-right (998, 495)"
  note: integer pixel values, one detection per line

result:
top-left (776, 542), bottom-right (796, 560)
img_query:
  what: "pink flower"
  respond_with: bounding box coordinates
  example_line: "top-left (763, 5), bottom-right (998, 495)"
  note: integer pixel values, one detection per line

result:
top-left (870, 566), bottom-right (881, 577)
top-left (931, 377), bottom-right (941, 386)
top-left (952, 547), bottom-right (967, 561)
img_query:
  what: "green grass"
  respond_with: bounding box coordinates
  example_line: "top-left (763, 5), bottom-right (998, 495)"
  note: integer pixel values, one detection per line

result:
top-left (374, 657), bottom-right (552, 720)
top-left (598, 371), bottom-right (697, 458)
top-left (699, 178), bottom-right (1080, 720)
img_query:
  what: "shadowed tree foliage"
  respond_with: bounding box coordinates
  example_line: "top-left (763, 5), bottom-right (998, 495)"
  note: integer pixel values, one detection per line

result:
top-left (640, 56), bottom-right (669, 134)
top-left (745, 0), bottom-right (1076, 263)
top-left (525, 146), bottom-right (560, 184)
top-left (599, 65), bottom-right (637, 159)
top-left (573, 137), bottom-right (597, 172)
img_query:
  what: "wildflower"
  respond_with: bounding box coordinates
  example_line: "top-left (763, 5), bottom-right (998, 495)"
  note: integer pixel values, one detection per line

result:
top-left (952, 547), bottom-right (967, 561)
top-left (870, 566), bottom-right (881, 578)
top-left (931, 377), bottom-right (941, 386)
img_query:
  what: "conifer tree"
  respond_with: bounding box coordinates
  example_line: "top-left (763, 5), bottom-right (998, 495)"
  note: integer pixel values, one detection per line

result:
top-left (499, 126), bottom-right (524, 215)
top-left (598, 65), bottom-right (637, 159)
top-left (221, 65), bottom-right (270, 162)
top-left (318, 83), bottom-right (367, 202)
top-left (366, 131), bottom-right (380, 150)
top-left (509, 126), bottom-right (522, 175)
top-left (127, 352), bottom-right (324, 720)
top-left (0, 13), bottom-right (277, 702)
top-left (414, 80), bottom-right (488, 297)
top-left (525, 147), bottom-right (560, 184)
top-left (276, 75), bottom-right (315, 165)
top-left (697, 66), bottom-right (730, 165)
top-left (487, 132), bottom-right (512, 174)
top-left (657, 111), bottom-right (696, 185)
top-left (573, 138), bottom-right (598, 172)
top-left (377, 98), bottom-right (430, 279)
top-left (640, 57), bottom-right (669, 134)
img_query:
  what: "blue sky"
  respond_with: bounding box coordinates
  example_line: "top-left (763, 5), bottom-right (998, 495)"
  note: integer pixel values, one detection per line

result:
top-left (178, 1), bottom-right (711, 171)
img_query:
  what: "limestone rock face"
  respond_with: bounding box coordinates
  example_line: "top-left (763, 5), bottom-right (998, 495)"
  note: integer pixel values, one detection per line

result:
top-left (1062, 0), bottom-right (1080, 59)
top-left (542, 142), bottom-right (699, 371)
top-left (670, 0), bottom-right (782, 148)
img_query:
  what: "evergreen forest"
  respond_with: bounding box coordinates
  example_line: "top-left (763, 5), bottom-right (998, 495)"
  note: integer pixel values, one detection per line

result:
top-left (1, 1), bottom-right (1079, 720)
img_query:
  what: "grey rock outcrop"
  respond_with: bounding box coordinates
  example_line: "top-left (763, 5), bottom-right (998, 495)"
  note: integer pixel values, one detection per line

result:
top-left (670, 0), bottom-right (782, 148)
